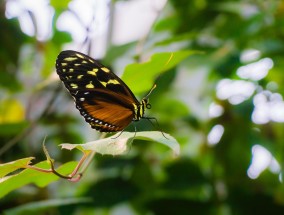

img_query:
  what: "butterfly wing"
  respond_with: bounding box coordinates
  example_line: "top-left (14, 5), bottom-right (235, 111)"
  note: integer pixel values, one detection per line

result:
top-left (55, 50), bottom-right (139, 132)
top-left (76, 88), bottom-right (135, 132)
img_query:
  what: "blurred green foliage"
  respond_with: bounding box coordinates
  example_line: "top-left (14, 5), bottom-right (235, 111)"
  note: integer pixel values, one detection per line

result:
top-left (1, 0), bottom-right (284, 214)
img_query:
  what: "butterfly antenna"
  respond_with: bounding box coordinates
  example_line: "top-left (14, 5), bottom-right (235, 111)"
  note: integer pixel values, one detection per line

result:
top-left (144, 84), bottom-right (157, 99)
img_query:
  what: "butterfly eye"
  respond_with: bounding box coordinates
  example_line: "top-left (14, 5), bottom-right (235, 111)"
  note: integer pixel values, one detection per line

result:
top-left (146, 103), bottom-right (151, 109)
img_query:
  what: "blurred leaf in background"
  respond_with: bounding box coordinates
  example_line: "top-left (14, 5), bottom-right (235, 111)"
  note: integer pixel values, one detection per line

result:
top-left (1, 0), bottom-right (284, 214)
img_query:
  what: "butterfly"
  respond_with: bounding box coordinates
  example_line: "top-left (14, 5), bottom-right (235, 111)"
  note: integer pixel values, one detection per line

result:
top-left (55, 50), bottom-right (156, 132)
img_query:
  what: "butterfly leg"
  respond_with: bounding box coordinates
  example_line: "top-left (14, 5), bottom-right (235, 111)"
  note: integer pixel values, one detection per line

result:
top-left (111, 122), bottom-right (138, 139)
top-left (143, 116), bottom-right (169, 139)
top-left (111, 130), bottom-right (125, 139)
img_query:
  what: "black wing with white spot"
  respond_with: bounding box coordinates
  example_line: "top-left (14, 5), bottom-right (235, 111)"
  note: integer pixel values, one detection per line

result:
top-left (56, 50), bottom-right (137, 100)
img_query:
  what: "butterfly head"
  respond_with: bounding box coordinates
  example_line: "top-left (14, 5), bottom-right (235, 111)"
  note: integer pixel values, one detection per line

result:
top-left (135, 98), bottom-right (151, 121)
top-left (133, 84), bottom-right (156, 121)
top-left (142, 98), bottom-right (151, 109)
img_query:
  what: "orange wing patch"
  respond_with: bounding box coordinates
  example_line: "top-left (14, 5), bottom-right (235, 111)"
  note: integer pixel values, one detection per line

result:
top-left (82, 100), bottom-right (133, 131)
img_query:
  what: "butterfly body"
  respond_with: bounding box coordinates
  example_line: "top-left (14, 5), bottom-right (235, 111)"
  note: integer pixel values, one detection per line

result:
top-left (56, 50), bottom-right (152, 132)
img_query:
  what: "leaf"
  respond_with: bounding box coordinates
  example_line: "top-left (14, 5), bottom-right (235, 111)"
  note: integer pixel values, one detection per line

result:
top-left (154, 33), bottom-right (195, 46)
top-left (3, 198), bottom-right (92, 215)
top-left (122, 50), bottom-right (196, 94)
top-left (0, 157), bottom-right (34, 178)
top-left (50, 0), bottom-right (71, 9)
top-left (0, 161), bottom-right (77, 198)
top-left (0, 133), bottom-right (179, 198)
top-left (61, 131), bottom-right (180, 156)
top-left (0, 122), bottom-right (28, 136)
top-left (0, 98), bottom-right (25, 123)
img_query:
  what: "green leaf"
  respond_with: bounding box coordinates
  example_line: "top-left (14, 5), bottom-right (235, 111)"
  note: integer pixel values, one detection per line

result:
top-left (0, 122), bottom-right (28, 136)
top-left (154, 15), bottom-right (180, 32)
top-left (0, 157), bottom-right (34, 178)
top-left (103, 42), bottom-right (136, 65)
top-left (0, 161), bottom-right (77, 198)
top-left (3, 198), bottom-right (92, 215)
top-left (121, 50), bottom-right (196, 94)
top-left (0, 72), bottom-right (22, 92)
top-left (154, 33), bottom-right (195, 46)
top-left (50, 0), bottom-right (71, 9)
top-left (154, 98), bottom-right (190, 121)
top-left (61, 131), bottom-right (180, 156)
